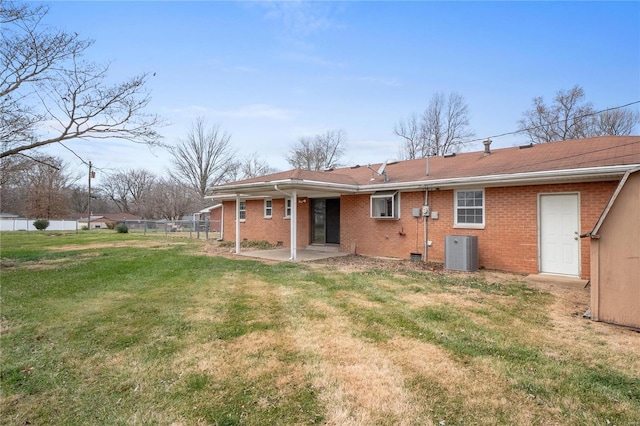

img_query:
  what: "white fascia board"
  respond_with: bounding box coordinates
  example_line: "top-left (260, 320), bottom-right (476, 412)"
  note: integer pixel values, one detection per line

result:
top-left (207, 165), bottom-right (638, 199)
top-left (198, 204), bottom-right (221, 213)
top-left (359, 165), bottom-right (637, 192)
top-left (209, 179), bottom-right (359, 195)
top-left (207, 193), bottom-right (271, 202)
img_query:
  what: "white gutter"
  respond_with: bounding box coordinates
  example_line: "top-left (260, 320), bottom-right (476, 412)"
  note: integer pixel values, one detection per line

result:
top-left (209, 178), bottom-right (359, 195)
top-left (209, 165), bottom-right (637, 198)
top-left (423, 189), bottom-right (428, 264)
top-left (218, 203), bottom-right (224, 241)
top-left (359, 165), bottom-right (637, 193)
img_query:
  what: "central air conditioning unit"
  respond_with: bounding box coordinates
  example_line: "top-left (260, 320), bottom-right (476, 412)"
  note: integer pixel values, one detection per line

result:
top-left (445, 235), bottom-right (478, 272)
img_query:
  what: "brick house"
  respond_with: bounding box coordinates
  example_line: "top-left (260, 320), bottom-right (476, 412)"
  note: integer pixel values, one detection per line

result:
top-left (209, 136), bottom-right (640, 281)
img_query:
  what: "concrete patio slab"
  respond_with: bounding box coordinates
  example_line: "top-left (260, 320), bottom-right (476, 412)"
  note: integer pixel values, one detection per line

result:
top-left (525, 273), bottom-right (589, 290)
top-left (237, 248), bottom-right (350, 262)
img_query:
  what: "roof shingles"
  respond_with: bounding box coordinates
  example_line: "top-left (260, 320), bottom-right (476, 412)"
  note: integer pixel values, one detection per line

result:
top-left (215, 136), bottom-right (640, 191)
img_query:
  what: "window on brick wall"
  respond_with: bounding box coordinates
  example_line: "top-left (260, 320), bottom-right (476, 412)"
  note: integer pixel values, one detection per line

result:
top-left (454, 189), bottom-right (484, 228)
top-left (284, 198), bottom-right (292, 218)
top-left (264, 199), bottom-right (272, 218)
top-left (239, 200), bottom-right (246, 221)
top-left (371, 191), bottom-right (400, 219)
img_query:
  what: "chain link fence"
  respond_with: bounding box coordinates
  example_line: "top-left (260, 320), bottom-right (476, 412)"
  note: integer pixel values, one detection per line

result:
top-left (1, 218), bottom-right (221, 240)
top-left (121, 219), bottom-right (220, 240)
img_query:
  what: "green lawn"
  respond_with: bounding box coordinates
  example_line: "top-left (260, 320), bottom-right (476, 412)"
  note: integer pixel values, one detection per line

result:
top-left (1, 232), bottom-right (638, 425)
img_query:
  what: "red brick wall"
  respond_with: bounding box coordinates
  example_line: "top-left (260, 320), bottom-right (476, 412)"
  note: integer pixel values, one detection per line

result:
top-left (221, 198), bottom-right (310, 248)
top-left (413, 182), bottom-right (615, 278)
top-left (222, 181), bottom-right (617, 279)
top-left (341, 192), bottom-right (426, 257)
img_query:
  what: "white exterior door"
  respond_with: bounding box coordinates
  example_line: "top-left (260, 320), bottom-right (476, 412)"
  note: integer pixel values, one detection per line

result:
top-left (539, 193), bottom-right (580, 276)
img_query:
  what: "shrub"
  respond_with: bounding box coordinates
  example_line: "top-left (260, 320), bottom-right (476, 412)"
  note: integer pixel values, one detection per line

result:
top-left (105, 221), bottom-right (116, 230)
top-left (115, 223), bottom-right (129, 234)
top-left (33, 219), bottom-right (50, 231)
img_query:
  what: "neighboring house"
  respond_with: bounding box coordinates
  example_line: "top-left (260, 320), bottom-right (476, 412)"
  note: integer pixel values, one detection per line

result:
top-left (78, 213), bottom-right (142, 229)
top-left (586, 167), bottom-right (640, 329)
top-left (201, 204), bottom-right (222, 233)
top-left (209, 136), bottom-right (640, 283)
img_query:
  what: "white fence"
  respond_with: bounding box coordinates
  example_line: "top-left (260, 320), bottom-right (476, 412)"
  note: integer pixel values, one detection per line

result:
top-left (0, 219), bottom-right (78, 232)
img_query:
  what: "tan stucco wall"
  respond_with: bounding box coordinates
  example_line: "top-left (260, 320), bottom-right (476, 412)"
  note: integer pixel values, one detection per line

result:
top-left (590, 172), bottom-right (640, 329)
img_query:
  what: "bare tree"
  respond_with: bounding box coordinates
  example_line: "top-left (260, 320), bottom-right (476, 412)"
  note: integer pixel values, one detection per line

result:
top-left (422, 92), bottom-right (475, 156)
top-left (102, 169), bottom-right (157, 217)
top-left (395, 92), bottom-right (475, 158)
top-left (0, 154), bottom-right (73, 218)
top-left (149, 177), bottom-right (203, 220)
top-left (394, 112), bottom-right (426, 160)
top-left (595, 108), bottom-right (640, 136)
top-left (518, 86), bottom-right (594, 143)
top-left (239, 153), bottom-right (278, 180)
top-left (171, 117), bottom-right (236, 197)
top-left (286, 129), bottom-right (346, 171)
top-left (0, 1), bottom-right (163, 159)
top-left (517, 85), bottom-right (639, 143)
top-left (68, 184), bottom-right (114, 214)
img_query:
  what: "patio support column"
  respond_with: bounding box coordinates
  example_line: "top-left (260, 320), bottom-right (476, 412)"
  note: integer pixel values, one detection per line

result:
top-left (290, 190), bottom-right (297, 262)
top-left (235, 195), bottom-right (241, 254)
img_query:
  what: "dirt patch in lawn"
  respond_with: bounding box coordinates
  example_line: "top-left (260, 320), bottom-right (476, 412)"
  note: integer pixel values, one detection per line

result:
top-left (292, 301), bottom-right (420, 426)
top-left (50, 241), bottom-right (189, 252)
top-left (1, 252), bottom-right (102, 271)
top-left (203, 241), bottom-right (639, 338)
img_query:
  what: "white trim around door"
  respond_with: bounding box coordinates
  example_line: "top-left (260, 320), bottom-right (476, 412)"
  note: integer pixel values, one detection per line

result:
top-left (538, 193), bottom-right (581, 277)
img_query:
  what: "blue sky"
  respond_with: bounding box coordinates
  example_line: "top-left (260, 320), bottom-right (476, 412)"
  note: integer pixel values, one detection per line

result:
top-left (42, 0), bottom-right (640, 181)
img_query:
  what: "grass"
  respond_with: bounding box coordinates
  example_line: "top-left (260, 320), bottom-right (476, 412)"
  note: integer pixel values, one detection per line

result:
top-left (1, 232), bottom-right (639, 425)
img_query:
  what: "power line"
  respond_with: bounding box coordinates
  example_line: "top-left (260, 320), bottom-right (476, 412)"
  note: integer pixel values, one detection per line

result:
top-left (17, 152), bottom-right (61, 170)
top-left (464, 100), bottom-right (640, 144)
top-left (57, 141), bottom-right (110, 174)
top-left (58, 142), bottom-right (89, 166)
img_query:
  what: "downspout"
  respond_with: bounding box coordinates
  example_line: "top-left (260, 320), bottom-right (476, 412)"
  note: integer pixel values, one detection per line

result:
top-left (274, 185), bottom-right (297, 262)
top-left (218, 204), bottom-right (224, 241)
top-left (424, 189), bottom-right (428, 264)
top-left (235, 195), bottom-right (241, 255)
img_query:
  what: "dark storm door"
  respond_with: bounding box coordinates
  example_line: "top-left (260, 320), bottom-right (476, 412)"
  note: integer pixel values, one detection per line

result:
top-left (325, 198), bottom-right (340, 244)
top-left (311, 198), bottom-right (340, 244)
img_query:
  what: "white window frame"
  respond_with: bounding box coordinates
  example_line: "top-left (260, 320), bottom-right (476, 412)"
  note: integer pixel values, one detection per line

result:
top-left (264, 199), bottom-right (272, 218)
top-left (284, 198), bottom-right (292, 218)
top-left (239, 200), bottom-right (246, 221)
top-left (370, 191), bottom-right (400, 219)
top-left (454, 189), bottom-right (485, 229)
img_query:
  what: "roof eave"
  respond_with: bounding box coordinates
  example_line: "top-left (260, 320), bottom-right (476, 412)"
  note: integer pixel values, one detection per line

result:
top-left (360, 165), bottom-right (637, 192)
top-left (206, 178), bottom-right (359, 200)
top-left (207, 165), bottom-right (638, 199)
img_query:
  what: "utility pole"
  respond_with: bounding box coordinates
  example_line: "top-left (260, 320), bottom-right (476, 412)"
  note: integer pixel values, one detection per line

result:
top-left (87, 161), bottom-right (93, 230)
